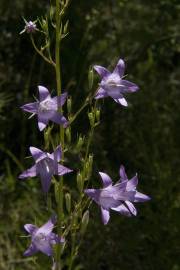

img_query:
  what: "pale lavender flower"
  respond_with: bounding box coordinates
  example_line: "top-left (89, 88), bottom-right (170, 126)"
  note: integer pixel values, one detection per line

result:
top-left (24, 216), bottom-right (64, 257)
top-left (19, 145), bottom-right (72, 192)
top-left (94, 58), bottom-right (139, 106)
top-left (20, 20), bottom-right (37, 34)
top-left (84, 166), bottom-right (150, 225)
top-left (21, 85), bottom-right (68, 131)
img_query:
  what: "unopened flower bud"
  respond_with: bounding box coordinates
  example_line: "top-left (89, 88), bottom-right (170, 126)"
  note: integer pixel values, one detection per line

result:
top-left (88, 154), bottom-right (93, 171)
top-left (65, 127), bottom-right (71, 144)
top-left (81, 210), bottom-right (89, 234)
top-left (76, 136), bottom-right (84, 151)
top-left (77, 172), bottom-right (84, 193)
top-left (88, 112), bottom-right (94, 127)
top-left (88, 68), bottom-right (94, 90)
top-left (65, 193), bottom-right (71, 213)
top-left (67, 97), bottom-right (72, 114)
top-left (64, 20), bottom-right (69, 34)
top-left (95, 108), bottom-right (100, 122)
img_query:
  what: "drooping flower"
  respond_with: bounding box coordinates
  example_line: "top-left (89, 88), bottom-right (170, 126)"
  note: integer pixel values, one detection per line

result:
top-left (84, 166), bottom-right (150, 225)
top-left (19, 145), bottom-right (72, 192)
top-left (24, 215), bottom-right (64, 257)
top-left (21, 85), bottom-right (68, 131)
top-left (94, 58), bottom-right (139, 106)
top-left (20, 20), bottom-right (37, 34)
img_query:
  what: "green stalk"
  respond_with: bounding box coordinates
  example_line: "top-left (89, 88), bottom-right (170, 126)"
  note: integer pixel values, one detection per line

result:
top-left (55, 1), bottom-right (64, 269)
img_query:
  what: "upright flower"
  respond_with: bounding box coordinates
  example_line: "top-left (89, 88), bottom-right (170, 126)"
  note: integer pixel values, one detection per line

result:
top-left (84, 166), bottom-right (150, 225)
top-left (19, 145), bottom-right (72, 192)
top-left (94, 58), bottom-right (139, 106)
top-left (24, 216), bottom-right (64, 257)
top-left (21, 85), bottom-right (68, 131)
top-left (20, 20), bottom-right (37, 34)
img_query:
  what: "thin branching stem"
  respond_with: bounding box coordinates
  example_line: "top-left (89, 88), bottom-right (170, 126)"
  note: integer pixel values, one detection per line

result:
top-left (30, 36), bottom-right (55, 67)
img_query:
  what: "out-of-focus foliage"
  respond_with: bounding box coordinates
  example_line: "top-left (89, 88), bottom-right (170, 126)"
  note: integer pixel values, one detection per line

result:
top-left (0, 0), bottom-right (180, 269)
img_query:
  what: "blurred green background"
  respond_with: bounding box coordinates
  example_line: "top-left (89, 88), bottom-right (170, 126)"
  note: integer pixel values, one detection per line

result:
top-left (0, 0), bottom-right (180, 269)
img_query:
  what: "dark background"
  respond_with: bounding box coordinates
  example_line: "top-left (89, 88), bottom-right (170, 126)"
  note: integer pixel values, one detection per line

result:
top-left (0, 0), bottom-right (180, 269)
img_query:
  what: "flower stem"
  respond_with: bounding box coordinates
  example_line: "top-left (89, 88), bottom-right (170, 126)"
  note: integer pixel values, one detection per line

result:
top-left (55, 0), bottom-right (64, 269)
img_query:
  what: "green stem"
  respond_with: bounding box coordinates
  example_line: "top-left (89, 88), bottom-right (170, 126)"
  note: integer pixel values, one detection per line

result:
top-left (55, 1), bottom-right (64, 269)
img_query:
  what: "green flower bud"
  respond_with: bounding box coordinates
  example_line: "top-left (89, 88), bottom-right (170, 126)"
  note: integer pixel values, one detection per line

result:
top-left (64, 20), bottom-right (69, 34)
top-left (76, 136), bottom-right (84, 151)
top-left (81, 210), bottom-right (89, 234)
top-left (65, 127), bottom-right (71, 144)
top-left (77, 172), bottom-right (84, 193)
top-left (65, 193), bottom-right (71, 213)
top-left (88, 112), bottom-right (94, 127)
top-left (67, 97), bottom-right (72, 114)
top-left (88, 68), bottom-right (94, 90)
top-left (95, 108), bottom-right (100, 122)
top-left (88, 154), bottom-right (93, 174)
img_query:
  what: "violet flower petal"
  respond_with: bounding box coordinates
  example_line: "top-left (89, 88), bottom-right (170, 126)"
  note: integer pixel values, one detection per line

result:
top-left (52, 92), bottom-right (67, 107)
top-left (57, 164), bottom-right (73, 176)
top-left (49, 112), bottom-right (68, 127)
top-left (20, 102), bottom-right (38, 114)
top-left (114, 98), bottom-right (128, 107)
top-left (38, 216), bottom-right (55, 235)
top-left (126, 175), bottom-right (138, 191)
top-left (30, 147), bottom-right (46, 161)
top-left (24, 244), bottom-right (38, 256)
top-left (94, 65), bottom-right (110, 78)
top-left (99, 172), bottom-right (112, 187)
top-left (95, 88), bottom-right (109, 99)
top-left (49, 146), bottom-right (62, 162)
top-left (134, 191), bottom-right (151, 202)
top-left (37, 242), bottom-right (53, 257)
top-left (121, 80), bottom-right (139, 92)
top-left (38, 114), bottom-right (48, 131)
top-left (50, 233), bottom-right (65, 244)
top-left (119, 165), bottom-right (128, 181)
top-left (113, 58), bottom-right (125, 78)
top-left (38, 85), bottom-right (50, 101)
top-left (112, 204), bottom-right (132, 217)
top-left (38, 168), bottom-right (52, 193)
top-left (24, 224), bottom-right (38, 235)
top-left (19, 165), bottom-right (37, 179)
top-left (101, 207), bottom-right (110, 225)
top-left (125, 201), bottom-right (137, 216)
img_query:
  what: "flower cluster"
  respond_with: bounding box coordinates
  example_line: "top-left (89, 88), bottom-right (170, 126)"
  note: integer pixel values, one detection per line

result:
top-left (20, 57), bottom-right (150, 261)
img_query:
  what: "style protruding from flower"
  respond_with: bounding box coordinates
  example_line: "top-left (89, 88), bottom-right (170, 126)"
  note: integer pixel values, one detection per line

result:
top-left (24, 215), bottom-right (64, 257)
top-left (21, 85), bottom-right (68, 131)
top-left (94, 58), bottom-right (139, 106)
top-left (84, 165), bottom-right (150, 225)
top-left (19, 145), bottom-right (72, 192)
top-left (20, 20), bottom-right (37, 34)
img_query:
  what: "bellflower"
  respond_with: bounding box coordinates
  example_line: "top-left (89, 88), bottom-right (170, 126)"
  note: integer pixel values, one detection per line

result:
top-left (19, 145), bottom-right (72, 192)
top-left (21, 85), bottom-right (68, 131)
top-left (20, 20), bottom-right (37, 34)
top-left (24, 216), bottom-right (64, 257)
top-left (84, 166), bottom-right (150, 225)
top-left (94, 58), bottom-right (139, 106)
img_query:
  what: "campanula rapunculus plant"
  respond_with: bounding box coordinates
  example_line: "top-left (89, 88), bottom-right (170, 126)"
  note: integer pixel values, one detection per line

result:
top-left (21, 85), bottom-right (68, 131)
top-left (19, 145), bottom-right (72, 192)
top-left (85, 166), bottom-right (150, 225)
top-left (19, 0), bottom-right (150, 268)
top-left (24, 216), bottom-right (64, 257)
top-left (94, 58), bottom-right (139, 106)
